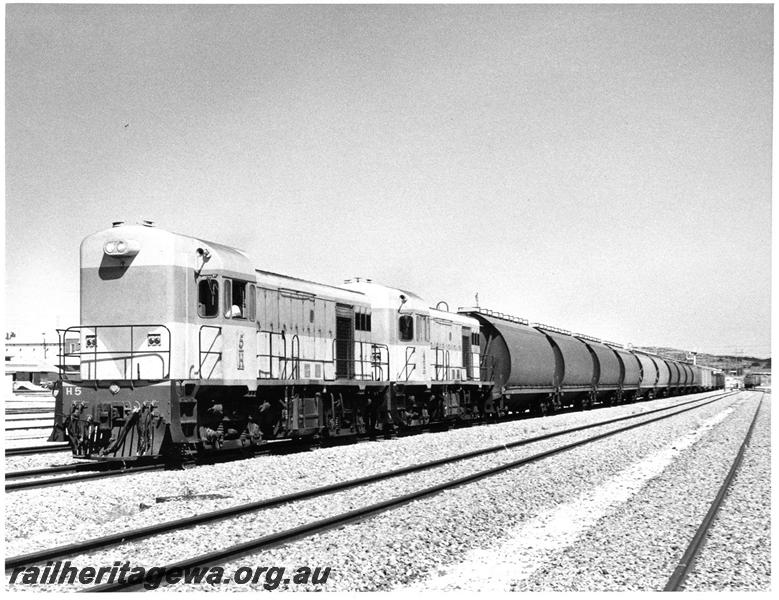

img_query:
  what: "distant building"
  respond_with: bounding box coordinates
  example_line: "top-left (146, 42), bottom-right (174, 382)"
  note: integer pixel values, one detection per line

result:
top-left (4, 337), bottom-right (79, 385)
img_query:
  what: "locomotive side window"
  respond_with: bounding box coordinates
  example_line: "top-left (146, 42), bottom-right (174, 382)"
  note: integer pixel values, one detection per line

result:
top-left (399, 315), bottom-right (414, 341)
top-left (247, 284), bottom-right (256, 321)
top-left (224, 279), bottom-right (250, 319)
top-left (198, 279), bottom-right (219, 318)
top-left (355, 312), bottom-right (372, 332)
top-left (223, 279), bottom-right (233, 317)
top-left (232, 282), bottom-right (247, 319)
top-left (414, 315), bottom-right (430, 342)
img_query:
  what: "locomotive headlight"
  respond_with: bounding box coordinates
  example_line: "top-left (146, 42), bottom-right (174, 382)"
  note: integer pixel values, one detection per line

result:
top-left (103, 239), bottom-right (140, 257)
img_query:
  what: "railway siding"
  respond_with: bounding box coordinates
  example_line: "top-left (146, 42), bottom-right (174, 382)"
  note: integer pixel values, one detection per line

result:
top-left (407, 399), bottom-right (744, 591)
top-left (681, 398), bottom-right (770, 591)
top-left (510, 393), bottom-right (768, 591)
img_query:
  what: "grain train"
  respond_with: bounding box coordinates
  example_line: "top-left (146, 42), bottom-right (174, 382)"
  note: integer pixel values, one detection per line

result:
top-left (49, 221), bottom-right (724, 459)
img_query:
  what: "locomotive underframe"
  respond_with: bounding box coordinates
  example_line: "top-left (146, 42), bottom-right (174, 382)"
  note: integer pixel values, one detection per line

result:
top-left (51, 377), bottom-right (490, 460)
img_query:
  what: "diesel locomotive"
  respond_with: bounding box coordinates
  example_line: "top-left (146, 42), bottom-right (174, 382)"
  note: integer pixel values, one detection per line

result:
top-left (49, 221), bottom-right (723, 459)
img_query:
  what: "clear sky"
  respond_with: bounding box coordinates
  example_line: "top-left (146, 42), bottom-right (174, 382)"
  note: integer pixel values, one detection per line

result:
top-left (4, 3), bottom-right (773, 357)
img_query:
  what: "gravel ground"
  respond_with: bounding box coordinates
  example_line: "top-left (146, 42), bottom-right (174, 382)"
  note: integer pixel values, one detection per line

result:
top-left (206, 391), bottom-right (753, 593)
top-left (508, 392), bottom-right (768, 592)
top-left (682, 395), bottom-right (771, 591)
top-left (4, 433), bottom-right (52, 444)
top-left (3, 390), bottom-right (742, 592)
top-left (4, 452), bottom-right (78, 475)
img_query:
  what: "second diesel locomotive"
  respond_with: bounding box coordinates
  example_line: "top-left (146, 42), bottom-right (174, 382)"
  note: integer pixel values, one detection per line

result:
top-left (50, 221), bottom-right (723, 459)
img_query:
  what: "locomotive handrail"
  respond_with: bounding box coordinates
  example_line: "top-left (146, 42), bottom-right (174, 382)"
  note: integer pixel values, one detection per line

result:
top-left (258, 330), bottom-right (303, 379)
top-left (431, 347), bottom-right (452, 381)
top-left (332, 339), bottom-right (390, 381)
top-left (288, 334), bottom-right (300, 379)
top-left (468, 350), bottom-right (480, 381)
top-left (257, 330), bottom-right (286, 379)
top-left (432, 346), bottom-right (445, 381)
top-left (398, 346), bottom-right (417, 382)
top-left (354, 341), bottom-right (389, 381)
top-left (371, 343), bottom-right (389, 381)
top-left (331, 337), bottom-right (353, 380)
top-left (258, 333), bottom-right (388, 382)
top-left (258, 331), bottom-right (305, 380)
top-left (57, 324), bottom-right (171, 383)
top-left (198, 325), bottom-right (222, 380)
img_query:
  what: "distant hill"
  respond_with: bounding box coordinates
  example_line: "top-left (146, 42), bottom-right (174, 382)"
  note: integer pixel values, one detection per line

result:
top-left (634, 347), bottom-right (771, 375)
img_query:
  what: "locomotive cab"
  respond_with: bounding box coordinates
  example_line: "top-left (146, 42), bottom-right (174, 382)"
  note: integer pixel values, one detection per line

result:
top-left (53, 221), bottom-right (260, 458)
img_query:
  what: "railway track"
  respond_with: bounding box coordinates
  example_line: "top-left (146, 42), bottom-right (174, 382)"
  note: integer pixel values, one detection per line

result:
top-left (3, 437), bottom-right (303, 492)
top-left (4, 444), bottom-right (70, 457)
top-left (5, 409), bottom-right (55, 416)
top-left (663, 393), bottom-right (765, 591)
top-left (5, 463), bottom-right (169, 492)
top-left (2, 391), bottom-right (705, 486)
top-left (5, 390), bottom-right (739, 585)
top-left (5, 424), bottom-right (56, 431)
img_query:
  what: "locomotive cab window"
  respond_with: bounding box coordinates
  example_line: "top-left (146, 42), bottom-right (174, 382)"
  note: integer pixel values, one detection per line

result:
top-left (399, 315), bottom-right (414, 341)
top-left (198, 279), bottom-right (219, 318)
top-left (223, 279), bottom-right (253, 319)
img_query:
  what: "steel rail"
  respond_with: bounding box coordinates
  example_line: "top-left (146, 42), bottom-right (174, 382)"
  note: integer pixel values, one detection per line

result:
top-left (5, 444), bottom-right (70, 457)
top-left (663, 393), bottom-right (765, 591)
top-left (4, 390), bottom-right (736, 576)
top-left (6, 463), bottom-right (112, 480)
top-left (5, 424), bottom-right (57, 431)
top-left (5, 463), bottom-right (165, 492)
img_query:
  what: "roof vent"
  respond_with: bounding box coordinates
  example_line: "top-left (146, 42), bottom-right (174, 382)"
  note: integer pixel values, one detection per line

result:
top-left (112, 221), bottom-right (125, 227)
top-left (141, 219), bottom-right (155, 227)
